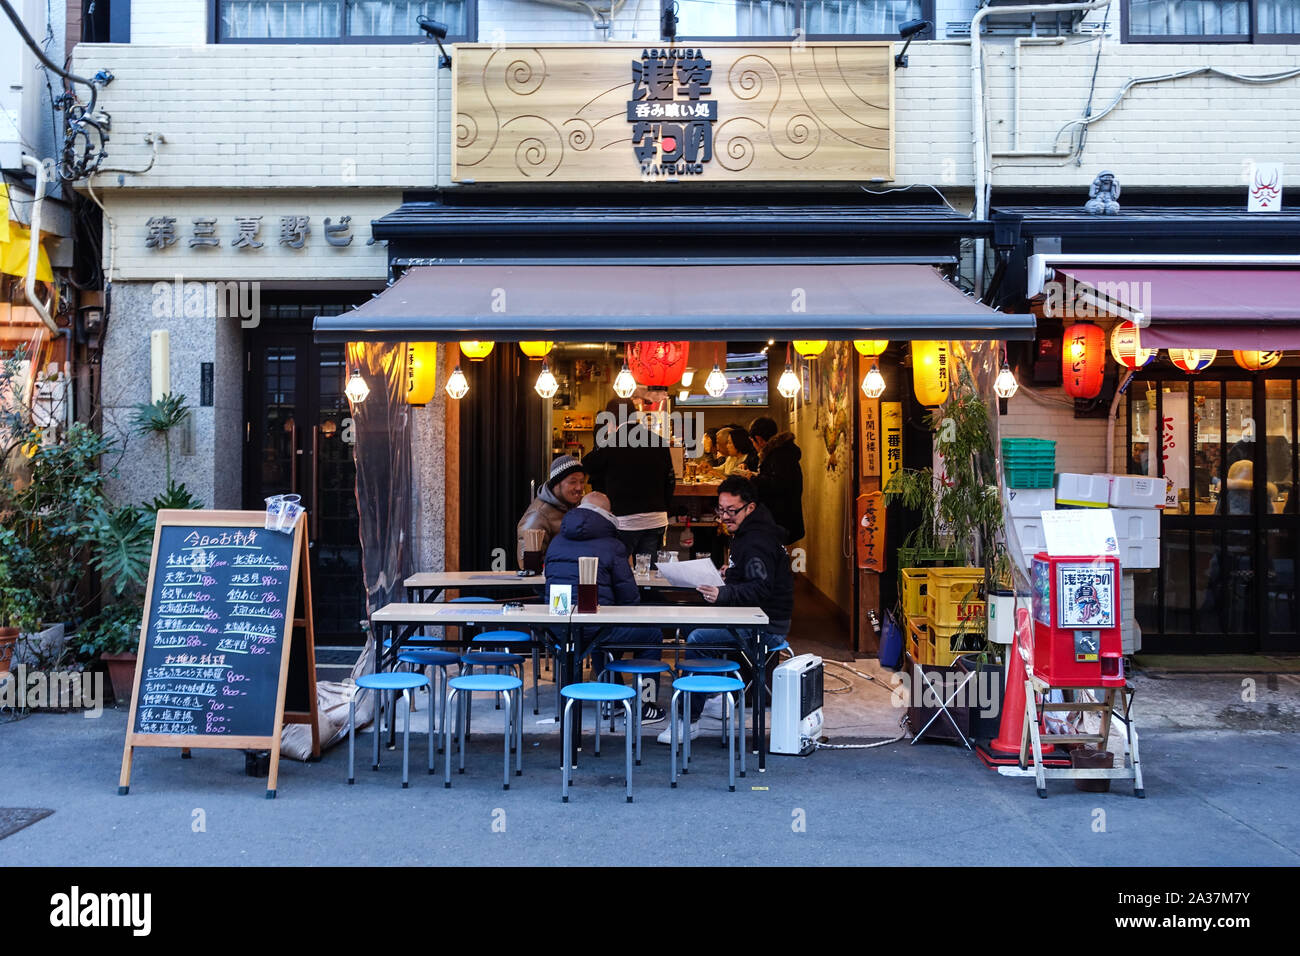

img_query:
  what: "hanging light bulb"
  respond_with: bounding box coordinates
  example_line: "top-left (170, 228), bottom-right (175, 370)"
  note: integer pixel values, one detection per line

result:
top-left (534, 361), bottom-right (558, 399)
top-left (344, 368), bottom-right (370, 404)
top-left (993, 361), bottom-right (1019, 400)
top-left (445, 365), bottom-right (469, 400)
top-left (704, 363), bottom-right (728, 398)
top-left (678, 389), bottom-right (690, 402)
top-left (861, 363), bottom-right (886, 399)
top-left (777, 363), bottom-right (801, 399)
top-left (613, 363), bottom-right (638, 399)
top-left (681, 368), bottom-right (695, 388)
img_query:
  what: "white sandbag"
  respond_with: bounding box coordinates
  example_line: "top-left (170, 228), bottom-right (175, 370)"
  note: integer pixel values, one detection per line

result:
top-left (280, 636), bottom-right (376, 761)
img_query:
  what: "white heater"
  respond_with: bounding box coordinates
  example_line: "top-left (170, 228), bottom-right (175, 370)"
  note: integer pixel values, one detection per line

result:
top-left (770, 653), bottom-right (824, 756)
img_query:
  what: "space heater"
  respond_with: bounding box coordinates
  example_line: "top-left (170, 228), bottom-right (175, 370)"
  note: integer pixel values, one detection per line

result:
top-left (770, 654), bottom-right (824, 756)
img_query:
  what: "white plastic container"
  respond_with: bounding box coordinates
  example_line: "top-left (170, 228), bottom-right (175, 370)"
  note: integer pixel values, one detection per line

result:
top-left (1056, 473), bottom-right (1110, 508)
top-left (987, 592), bottom-right (1017, 645)
top-left (1108, 474), bottom-right (1166, 509)
top-left (1111, 508), bottom-right (1161, 541)
top-left (1115, 538), bottom-right (1159, 569)
top-left (1012, 516), bottom-right (1047, 553)
top-left (1007, 487), bottom-right (1057, 518)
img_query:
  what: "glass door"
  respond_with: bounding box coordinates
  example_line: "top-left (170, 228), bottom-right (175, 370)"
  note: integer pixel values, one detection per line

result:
top-left (1130, 371), bottom-right (1300, 653)
top-left (244, 302), bottom-right (368, 645)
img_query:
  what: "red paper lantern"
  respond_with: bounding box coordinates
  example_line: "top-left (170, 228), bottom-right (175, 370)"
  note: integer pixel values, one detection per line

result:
top-left (1062, 323), bottom-right (1105, 399)
top-left (626, 341), bottom-right (690, 388)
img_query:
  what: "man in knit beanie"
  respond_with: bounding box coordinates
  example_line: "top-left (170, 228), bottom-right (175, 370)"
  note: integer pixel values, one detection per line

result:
top-left (516, 454), bottom-right (586, 568)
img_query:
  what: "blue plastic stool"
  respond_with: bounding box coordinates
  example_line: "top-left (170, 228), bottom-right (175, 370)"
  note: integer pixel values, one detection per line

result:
top-left (600, 660), bottom-right (673, 766)
top-left (670, 674), bottom-right (745, 791)
top-left (460, 651), bottom-right (525, 739)
top-left (398, 649), bottom-right (460, 750)
top-left (679, 658), bottom-right (740, 674)
top-left (349, 671), bottom-right (432, 789)
top-left (445, 673), bottom-right (524, 790)
top-left (560, 682), bottom-right (636, 803)
top-left (473, 629), bottom-right (541, 715)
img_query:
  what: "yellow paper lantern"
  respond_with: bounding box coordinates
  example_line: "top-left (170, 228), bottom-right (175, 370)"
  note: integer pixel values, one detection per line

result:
top-left (1233, 350), bottom-right (1283, 371)
top-left (406, 343), bottom-right (437, 406)
top-left (519, 341), bottom-right (554, 359)
top-left (853, 340), bottom-right (889, 357)
top-left (911, 340), bottom-right (950, 407)
top-left (792, 341), bottom-right (828, 357)
top-left (459, 341), bottom-right (495, 361)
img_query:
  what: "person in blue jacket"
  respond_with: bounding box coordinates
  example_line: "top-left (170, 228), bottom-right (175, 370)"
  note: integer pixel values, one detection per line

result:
top-left (545, 492), bottom-right (666, 723)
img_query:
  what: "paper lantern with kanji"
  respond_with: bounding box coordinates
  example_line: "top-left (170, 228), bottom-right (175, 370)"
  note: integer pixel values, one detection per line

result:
top-left (1170, 349), bottom-right (1216, 373)
top-left (853, 340), bottom-right (889, 357)
top-left (459, 341), bottom-right (494, 361)
top-left (626, 341), bottom-right (690, 387)
top-left (406, 342), bottom-right (437, 406)
top-left (1062, 323), bottom-right (1105, 399)
top-left (1109, 321), bottom-right (1155, 370)
top-left (1234, 350), bottom-right (1283, 371)
top-left (911, 340), bottom-right (950, 407)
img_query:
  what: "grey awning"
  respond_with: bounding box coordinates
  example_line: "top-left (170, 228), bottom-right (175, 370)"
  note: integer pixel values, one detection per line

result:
top-left (313, 262), bottom-right (1032, 343)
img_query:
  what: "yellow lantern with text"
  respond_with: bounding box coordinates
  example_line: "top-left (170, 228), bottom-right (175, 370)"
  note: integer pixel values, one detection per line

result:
top-left (519, 341), bottom-right (554, 359)
top-left (1170, 349), bottom-right (1216, 373)
top-left (459, 341), bottom-right (495, 361)
top-left (911, 340), bottom-right (950, 407)
top-left (406, 342), bottom-right (437, 406)
top-left (1233, 350), bottom-right (1282, 371)
top-left (853, 340), bottom-right (889, 357)
top-left (793, 341), bottom-right (828, 357)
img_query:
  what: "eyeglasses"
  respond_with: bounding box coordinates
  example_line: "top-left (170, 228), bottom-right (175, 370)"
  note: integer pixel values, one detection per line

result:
top-left (715, 503), bottom-right (751, 519)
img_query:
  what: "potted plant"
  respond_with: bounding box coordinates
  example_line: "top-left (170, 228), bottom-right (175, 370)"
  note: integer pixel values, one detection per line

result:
top-left (79, 602), bottom-right (146, 704)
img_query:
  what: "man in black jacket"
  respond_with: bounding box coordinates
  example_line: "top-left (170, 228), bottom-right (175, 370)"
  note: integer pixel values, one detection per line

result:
top-left (545, 492), bottom-right (666, 722)
top-left (582, 398), bottom-right (677, 564)
top-left (657, 476), bottom-right (793, 742)
top-left (748, 416), bottom-right (805, 545)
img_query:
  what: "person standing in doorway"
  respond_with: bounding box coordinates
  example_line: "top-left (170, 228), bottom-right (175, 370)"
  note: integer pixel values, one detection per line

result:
top-left (582, 397), bottom-right (677, 563)
top-left (748, 416), bottom-right (805, 545)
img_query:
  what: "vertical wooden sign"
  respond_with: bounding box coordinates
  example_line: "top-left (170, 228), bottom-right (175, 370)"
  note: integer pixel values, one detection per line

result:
top-left (856, 491), bottom-right (886, 572)
top-left (861, 398), bottom-right (880, 478)
top-left (881, 401), bottom-right (903, 486)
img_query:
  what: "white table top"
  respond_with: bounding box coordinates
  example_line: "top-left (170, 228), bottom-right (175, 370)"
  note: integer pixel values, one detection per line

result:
top-left (372, 602), bottom-right (561, 625)
top-left (404, 570), bottom-right (678, 589)
top-left (373, 602), bottom-right (765, 629)
top-left (569, 605), bottom-right (768, 627)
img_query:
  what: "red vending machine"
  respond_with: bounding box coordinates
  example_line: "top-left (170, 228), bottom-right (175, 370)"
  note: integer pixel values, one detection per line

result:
top-left (1030, 554), bottom-right (1124, 688)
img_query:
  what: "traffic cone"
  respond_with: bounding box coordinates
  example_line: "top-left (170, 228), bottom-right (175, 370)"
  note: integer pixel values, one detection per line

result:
top-left (989, 607), bottom-right (1055, 755)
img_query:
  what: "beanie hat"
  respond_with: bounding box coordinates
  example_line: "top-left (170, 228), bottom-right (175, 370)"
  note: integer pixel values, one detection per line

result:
top-left (546, 455), bottom-right (585, 491)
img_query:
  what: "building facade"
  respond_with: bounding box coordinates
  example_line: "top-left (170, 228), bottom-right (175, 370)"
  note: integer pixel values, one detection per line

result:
top-left (64, 0), bottom-right (1300, 651)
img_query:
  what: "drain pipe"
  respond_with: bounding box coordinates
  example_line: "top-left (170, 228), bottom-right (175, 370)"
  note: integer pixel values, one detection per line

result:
top-left (20, 154), bottom-right (59, 335)
top-left (971, 0), bottom-right (1114, 296)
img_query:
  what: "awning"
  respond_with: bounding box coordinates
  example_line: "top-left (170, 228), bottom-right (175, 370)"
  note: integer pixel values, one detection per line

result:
top-left (313, 262), bottom-right (1031, 343)
top-left (1044, 265), bottom-right (1300, 350)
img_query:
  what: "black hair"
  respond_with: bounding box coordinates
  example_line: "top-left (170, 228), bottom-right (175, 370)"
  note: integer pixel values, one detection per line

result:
top-left (749, 416), bottom-right (779, 441)
top-left (723, 423), bottom-right (756, 456)
top-left (717, 475), bottom-right (758, 503)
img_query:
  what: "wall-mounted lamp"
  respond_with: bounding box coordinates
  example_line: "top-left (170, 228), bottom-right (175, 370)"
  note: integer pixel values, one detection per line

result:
top-left (661, 2), bottom-right (678, 40)
top-left (345, 368), bottom-right (370, 404)
top-left (417, 16), bottom-right (453, 69)
top-left (894, 19), bottom-right (932, 69)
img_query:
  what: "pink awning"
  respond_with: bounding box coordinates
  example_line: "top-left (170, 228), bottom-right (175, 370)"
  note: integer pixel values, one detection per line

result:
top-left (1053, 267), bottom-right (1300, 350)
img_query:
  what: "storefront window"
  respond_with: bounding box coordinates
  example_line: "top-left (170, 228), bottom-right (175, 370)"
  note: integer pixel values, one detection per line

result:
top-left (1160, 381), bottom-right (1190, 514)
top-left (682, 0), bottom-right (932, 38)
top-left (1129, 386), bottom-right (1155, 476)
top-left (1265, 378), bottom-right (1295, 512)
top-left (1193, 380), bottom-right (1222, 513)
top-left (1266, 530), bottom-right (1297, 633)
top-left (219, 0), bottom-right (472, 40)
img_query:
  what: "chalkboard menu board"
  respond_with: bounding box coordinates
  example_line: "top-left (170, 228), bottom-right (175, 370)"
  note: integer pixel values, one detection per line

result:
top-left (134, 523), bottom-right (296, 738)
top-left (119, 510), bottom-right (318, 798)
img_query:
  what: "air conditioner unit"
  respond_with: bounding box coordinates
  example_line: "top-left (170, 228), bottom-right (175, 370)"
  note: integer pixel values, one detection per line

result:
top-left (770, 653), bottom-right (823, 756)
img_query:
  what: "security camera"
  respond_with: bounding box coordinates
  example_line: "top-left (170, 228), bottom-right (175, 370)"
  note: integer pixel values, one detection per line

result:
top-left (417, 16), bottom-right (448, 40)
top-left (894, 19), bottom-right (932, 69)
top-left (898, 19), bottom-right (930, 40)
top-left (416, 16), bottom-right (452, 69)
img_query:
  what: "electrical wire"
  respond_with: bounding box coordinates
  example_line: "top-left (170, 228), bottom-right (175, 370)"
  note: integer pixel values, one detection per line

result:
top-left (859, 182), bottom-right (961, 217)
top-left (815, 713), bottom-right (909, 750)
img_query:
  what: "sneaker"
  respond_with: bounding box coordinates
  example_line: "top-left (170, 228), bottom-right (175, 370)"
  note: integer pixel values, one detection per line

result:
top-left (640, 702), bottom-right (666, 724)
top-left (656, 718), bottom-right (701, 744)
top-left (700, 694), bottom-right (726, 721)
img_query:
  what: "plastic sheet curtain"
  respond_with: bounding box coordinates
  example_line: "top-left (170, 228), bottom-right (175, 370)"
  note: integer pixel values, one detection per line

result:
top-left (345, 342), bottom-right (413, 616)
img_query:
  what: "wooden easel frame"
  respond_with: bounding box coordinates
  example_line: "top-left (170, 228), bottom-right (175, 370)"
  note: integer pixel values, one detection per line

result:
top-left (118, 509), bottom-right (319, 798)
